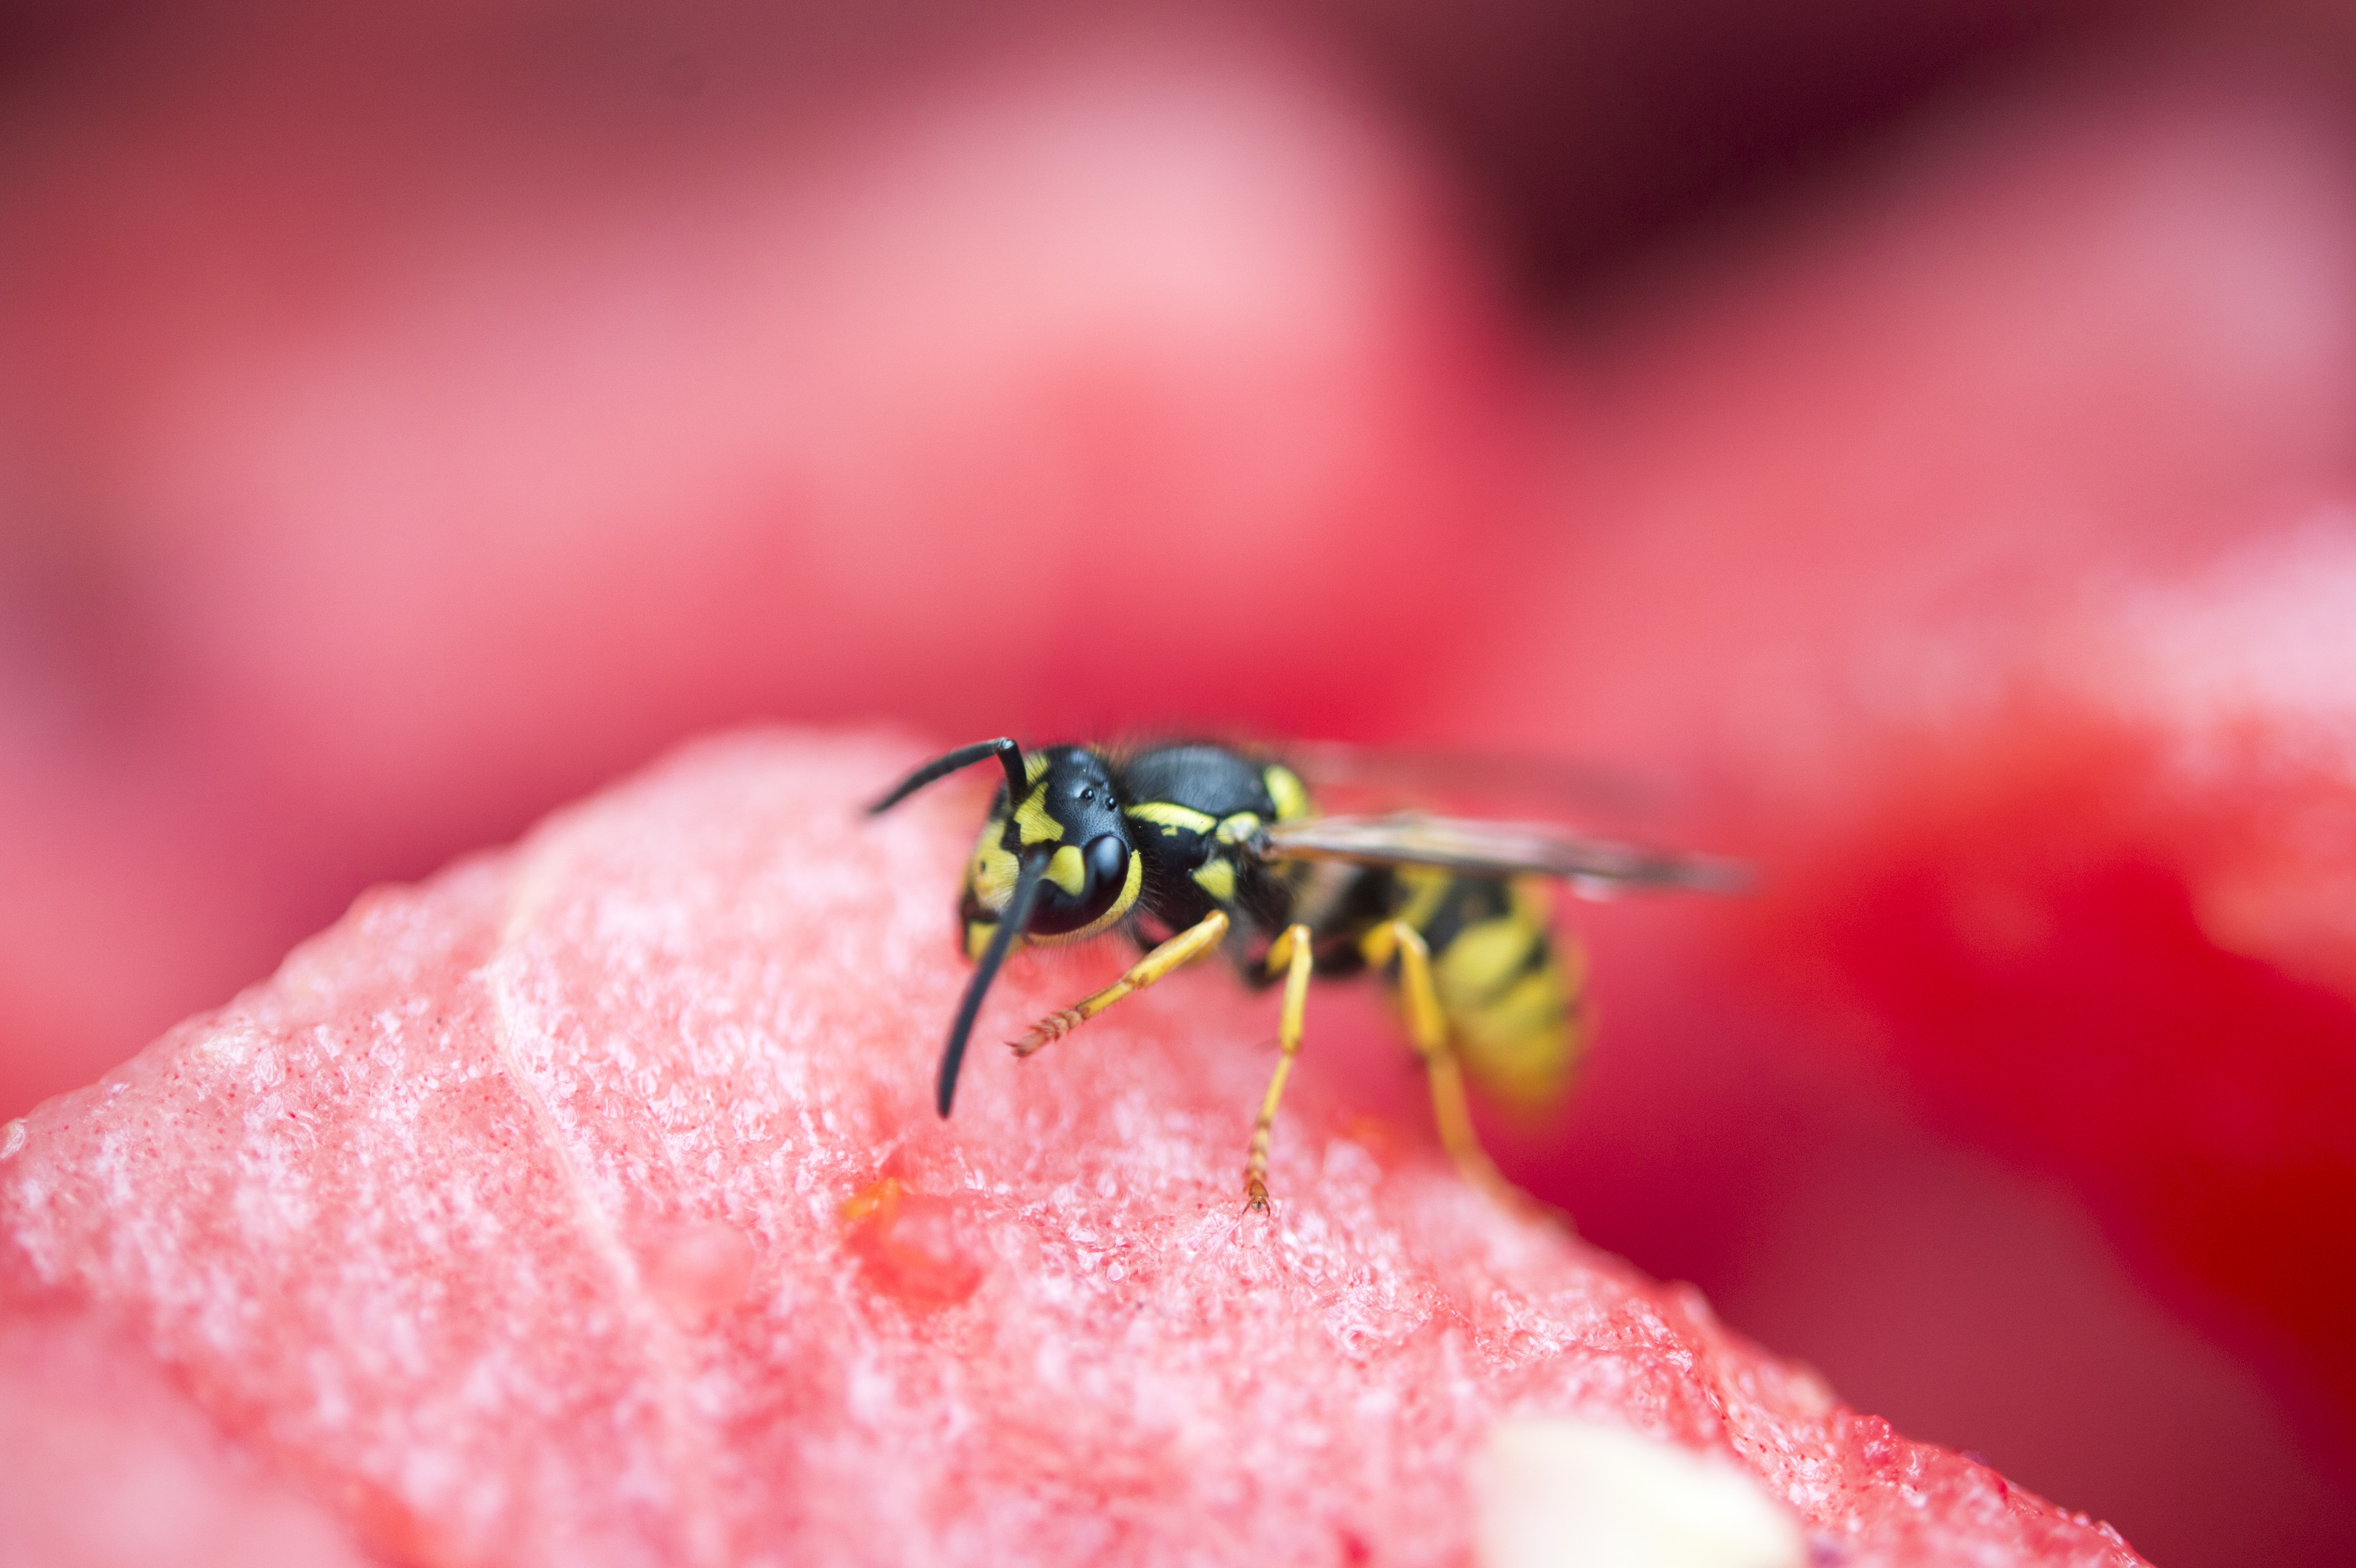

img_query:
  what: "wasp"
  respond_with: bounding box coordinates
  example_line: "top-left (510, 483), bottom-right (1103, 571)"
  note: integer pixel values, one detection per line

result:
top-left (870, 737), bottom-right (1740, 1209)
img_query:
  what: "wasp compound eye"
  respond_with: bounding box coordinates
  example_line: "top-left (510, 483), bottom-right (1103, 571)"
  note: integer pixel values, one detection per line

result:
top-left (1029, 832), bottom-right (1136, 937)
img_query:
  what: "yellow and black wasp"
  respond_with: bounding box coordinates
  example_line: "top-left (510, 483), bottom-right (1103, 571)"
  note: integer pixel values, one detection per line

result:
top-left (870, 737), bottom-right (1740, 1209)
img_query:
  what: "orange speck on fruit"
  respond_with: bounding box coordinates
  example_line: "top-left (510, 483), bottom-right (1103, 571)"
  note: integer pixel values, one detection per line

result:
top-left (838, 1176), bottom-right (904, 1226)
top-left (841, 1177), bottom-right (983, 1310)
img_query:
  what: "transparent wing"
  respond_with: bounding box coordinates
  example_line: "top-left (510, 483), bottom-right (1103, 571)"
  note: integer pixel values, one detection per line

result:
top-left (1280, 739), bottom-right (1663, 821)
top-left (1256, 813), bottom-right (1749, 899)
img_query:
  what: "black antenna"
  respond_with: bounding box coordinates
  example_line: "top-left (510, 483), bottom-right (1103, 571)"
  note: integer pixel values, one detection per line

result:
top-left (869, 738), bottom-right (1028, 815)
top-left (936, 848), bottom-right (1051, 1117)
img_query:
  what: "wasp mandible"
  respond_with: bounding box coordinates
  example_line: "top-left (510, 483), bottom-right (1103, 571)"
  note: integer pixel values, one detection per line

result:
top-left (870, 738), bottom-right (1741, 1209)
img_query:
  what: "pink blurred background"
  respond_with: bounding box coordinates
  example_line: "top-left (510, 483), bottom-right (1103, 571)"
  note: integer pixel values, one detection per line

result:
top-left (7, 1), bottom-right (2356, 1562)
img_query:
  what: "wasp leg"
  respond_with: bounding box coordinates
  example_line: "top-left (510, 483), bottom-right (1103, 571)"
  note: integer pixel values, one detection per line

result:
top-left (1011, 909), bottom-right (1230, 1057)
top-left (1362, 919), bottom-right (1527, 1214)
top-left (1242, 923), bottom-right (1316, 1209)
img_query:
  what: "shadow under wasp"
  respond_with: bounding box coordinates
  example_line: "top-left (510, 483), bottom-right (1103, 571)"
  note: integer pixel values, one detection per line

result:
top-left (870, 737), bottom-right (1742, 1210)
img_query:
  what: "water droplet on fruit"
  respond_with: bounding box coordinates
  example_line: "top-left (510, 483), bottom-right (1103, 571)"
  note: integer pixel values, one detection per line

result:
top-left (841, 1177), bottom-right (984, 1310)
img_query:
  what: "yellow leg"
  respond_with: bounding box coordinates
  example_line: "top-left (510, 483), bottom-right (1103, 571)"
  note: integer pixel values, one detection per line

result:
top-left (1244, 923), bottom-right (1315, 1209)
top-left (1012, 910), bottom-right (1230, 1056)
top-left (1365, 919), bottom-right (1527, 1214)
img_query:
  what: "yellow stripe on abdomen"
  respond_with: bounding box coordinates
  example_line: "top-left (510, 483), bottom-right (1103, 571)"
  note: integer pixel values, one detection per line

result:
top-left (1419, 879), bottom-right (1584, 1110)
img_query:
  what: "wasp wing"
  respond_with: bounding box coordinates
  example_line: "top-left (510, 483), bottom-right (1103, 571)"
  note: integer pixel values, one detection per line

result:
top-left (1279, 739), bottom-right (1660, 820)
top-left (1256, 813), bottom-right (1749, 899)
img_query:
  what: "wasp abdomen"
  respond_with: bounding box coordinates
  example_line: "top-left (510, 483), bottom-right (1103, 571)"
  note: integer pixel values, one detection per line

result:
top-left (1368, 868), bottom-right (1584, 1110)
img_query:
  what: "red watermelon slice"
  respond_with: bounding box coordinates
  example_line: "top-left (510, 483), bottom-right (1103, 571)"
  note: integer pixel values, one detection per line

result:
top-left (0, 734), bottom-right (2147, 1566)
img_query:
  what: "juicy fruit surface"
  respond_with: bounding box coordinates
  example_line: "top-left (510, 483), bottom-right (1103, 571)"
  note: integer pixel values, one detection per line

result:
top-left (7, 20), bottom-right (2356, 1548)
top-left (0, 733), bottom-right (2142, 1566)
top-left (1432, 67), bottom-right (2356, 1467)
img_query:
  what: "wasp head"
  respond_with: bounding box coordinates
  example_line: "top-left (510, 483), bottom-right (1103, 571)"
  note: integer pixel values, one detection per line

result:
top-left (960, 745), bottom-right (1141, 954)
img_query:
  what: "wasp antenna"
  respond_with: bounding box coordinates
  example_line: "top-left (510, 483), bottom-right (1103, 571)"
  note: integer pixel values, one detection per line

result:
top-left (869, 737), bottom-right (1028, 815)
top-left (936, 848), bottom-right (1051, 1117)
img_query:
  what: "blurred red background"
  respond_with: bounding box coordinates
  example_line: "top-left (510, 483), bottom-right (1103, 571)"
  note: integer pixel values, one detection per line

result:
top-left (6, 1), bottom-right (2356, 1562)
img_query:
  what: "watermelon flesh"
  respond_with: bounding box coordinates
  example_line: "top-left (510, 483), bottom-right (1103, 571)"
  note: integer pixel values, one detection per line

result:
top-left (6, 13), bottom-right (2356, 1558)
top-left (1430, 58), bottom-right (2356, 1450)
top-left (0, 733), bottom-right (2147, 1566)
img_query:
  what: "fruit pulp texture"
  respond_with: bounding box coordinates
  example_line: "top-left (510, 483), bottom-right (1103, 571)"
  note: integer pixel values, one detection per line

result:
top-left (0, 734), bottom-right (2146, 1567)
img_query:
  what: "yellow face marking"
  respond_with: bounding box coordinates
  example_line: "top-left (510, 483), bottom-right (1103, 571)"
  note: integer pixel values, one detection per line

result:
top-left (1263, 764), bottom-right (1310, 822)
top-left (1024, 751), bottom-right (1052, 784)
top-left (1191, 857), bottom-right (1238, 903)
top-left (1028, 850), bottom-right (1145, 947)
top-left (1045, 844), bottom-right (1088, 897)
top-left (965, 920), bottom-right (1000, 961)
top-left (1214, 812), bottom-right (1261, 845)
top-left (1127, 801), bottom-right (1218, 837)
top-left (967, 812), bottom-right (1019, 909)
top-left (1013, 785), bottom-right (1064, 845)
